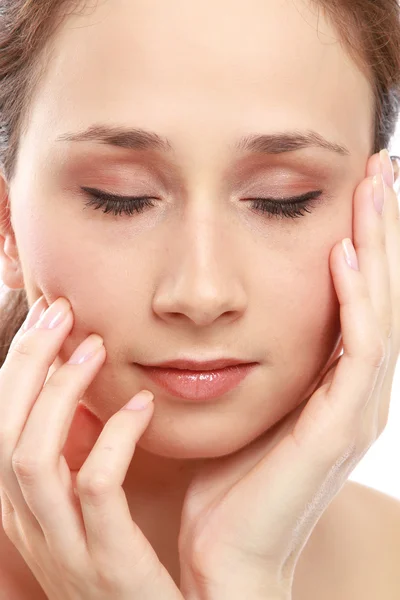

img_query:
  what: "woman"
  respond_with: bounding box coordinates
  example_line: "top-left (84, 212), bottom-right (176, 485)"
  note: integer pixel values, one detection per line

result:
top-left (0, 0), bottom-right (400, 598)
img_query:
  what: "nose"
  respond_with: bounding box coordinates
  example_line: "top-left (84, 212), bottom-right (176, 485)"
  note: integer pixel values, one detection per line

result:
top-left (151, 214), bottom-right (248, 328)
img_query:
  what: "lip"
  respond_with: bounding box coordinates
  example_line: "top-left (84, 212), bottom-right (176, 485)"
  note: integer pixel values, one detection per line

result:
top-left (139, 358), bottom-right (253, 370)
top-left (135, 362), bottom-right (258, 401)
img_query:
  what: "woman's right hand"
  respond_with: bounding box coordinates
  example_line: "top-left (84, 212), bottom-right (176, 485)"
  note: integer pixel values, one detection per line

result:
top-left (0, 295), bottom-right (183, 600)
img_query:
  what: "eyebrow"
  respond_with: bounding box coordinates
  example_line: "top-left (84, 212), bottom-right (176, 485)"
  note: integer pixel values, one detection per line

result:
top-left (55, 124), bottom-right (350, 157)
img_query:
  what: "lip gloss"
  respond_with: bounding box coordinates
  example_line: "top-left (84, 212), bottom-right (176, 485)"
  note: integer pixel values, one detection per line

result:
top-left (135, 363), bottom-right (257, 401)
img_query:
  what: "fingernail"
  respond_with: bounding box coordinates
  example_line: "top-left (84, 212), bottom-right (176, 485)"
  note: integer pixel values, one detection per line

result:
top-left (390, 155), bottom-right (400, 182)
top-left (35, 297), bottom-right (71, 330)
top-left (67, 334), bottom-right (104, 365)
top-left (379, 149), bottom-right (394, 188)
top-left (23, 295), bottom-right (47, 331)
top-left (342, 238), bottom-right (359, 271)
top-left (123, 390), bottom-right (154, 411)
top-left (372, 174), bottom-right (385, 215)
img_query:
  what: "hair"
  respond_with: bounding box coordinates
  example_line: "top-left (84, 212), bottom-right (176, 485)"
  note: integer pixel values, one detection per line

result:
top-left (0, 0), bottom-right (400, 367)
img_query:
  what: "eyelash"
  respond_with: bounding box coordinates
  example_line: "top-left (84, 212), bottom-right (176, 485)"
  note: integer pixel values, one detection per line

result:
top-left (80, 186), bottom-right (323, 220)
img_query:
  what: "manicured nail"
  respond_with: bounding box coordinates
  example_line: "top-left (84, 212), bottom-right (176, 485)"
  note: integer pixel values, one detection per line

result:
top-left (342, 238), bottom-right (359, 271)
top-left (35, 297), bottom-right (71, 329)
top-left (123, 390), bottom-right (154, 411)
top-left (390, 155), bottom-right (400, 182)
top-left (67, 334), bottom-right (104, 365)
top-left (23, 296), bottom-right (47, 330)
top-left (372, 174), bottom-right (385, 215)
top-left (379, 149), bottom-right (394, 188)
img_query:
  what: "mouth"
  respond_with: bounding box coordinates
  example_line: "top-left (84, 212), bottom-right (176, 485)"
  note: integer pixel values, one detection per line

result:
top-left (134, 361), bottom-right (259, 401)
top-left (137, 357), bottom-right (256, 370)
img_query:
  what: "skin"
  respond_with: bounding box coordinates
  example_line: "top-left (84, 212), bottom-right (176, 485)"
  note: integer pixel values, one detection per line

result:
top-left (0, 0), bottom-right (385, 590)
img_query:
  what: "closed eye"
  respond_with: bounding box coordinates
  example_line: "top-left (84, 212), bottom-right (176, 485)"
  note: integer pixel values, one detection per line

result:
top-left (80, 186), bottom-right (323, 220)
top-left (244, 190), bottom-right (323, 219)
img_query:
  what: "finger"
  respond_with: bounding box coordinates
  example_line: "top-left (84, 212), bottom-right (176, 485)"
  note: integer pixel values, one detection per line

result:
top-left (323, 239), bottom-right (386, 430)
top-left (365, 152), bottom-right (400, 430)
top-left (352, 173), bottom-right (392, 339)
top-left (384, 186), bottom-right (400, 347)
top-left (0, 297), bottom-right (72, 528)
top-left (8, 295), bottom-right (47, 353)
top-left (12, 334), bottom-right (106, 559)
top-left (228, 238), bottom-right (388, 570)
top-left (0, 487), bottom-right (45, 583)
top-left (77, 393), bottom-right (183, 598)
top-left (76, 393), bottom-right (162, 581)
top-left (347, 172), bottom-right (392, 433)
top-left (288, 238), bottom-right (386, 452)
top-left (390, 155), bottom-right (400, 185)
top-left (223, 178), bottom-right (395, 573)
top-left (367, 153), bottom-right (400, 344)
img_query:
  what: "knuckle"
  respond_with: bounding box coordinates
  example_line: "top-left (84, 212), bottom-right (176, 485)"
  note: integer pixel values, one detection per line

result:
top-left (363, 337), bottom-right (386, 367)
top-left (76, 471), bottom-right (112, 500)
top-left (56, 550), bottom-right (86, 580)
top-left (95, 567), bottom-right (124, 591)
top-left (43, 373), bottom-right (68, 393)
top-left (11, 453), bottom-right (42, 483)
top-left (11, 335), bottom-right (34, 360)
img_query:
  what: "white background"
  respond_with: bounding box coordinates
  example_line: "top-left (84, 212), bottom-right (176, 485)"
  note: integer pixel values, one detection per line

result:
top-left (1, 123), bottom-right (400, 500)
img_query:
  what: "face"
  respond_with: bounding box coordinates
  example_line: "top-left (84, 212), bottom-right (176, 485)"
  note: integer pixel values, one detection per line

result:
top-left (0, 0), bottom-right (373, 459)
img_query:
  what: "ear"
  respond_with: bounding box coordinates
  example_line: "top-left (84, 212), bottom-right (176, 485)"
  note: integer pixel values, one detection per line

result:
top-left (0, 171), bottom-right (24, 290)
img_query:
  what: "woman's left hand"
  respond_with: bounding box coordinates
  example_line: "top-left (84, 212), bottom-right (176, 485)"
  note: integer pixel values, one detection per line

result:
top-left (177, 149), bottom-right (400, 600)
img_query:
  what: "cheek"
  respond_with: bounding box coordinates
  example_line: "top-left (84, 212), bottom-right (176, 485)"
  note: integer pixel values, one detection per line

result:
top-left (14, 207), bottom-right (153, 355)
top-left (264, 249), bottom-right (341, 400)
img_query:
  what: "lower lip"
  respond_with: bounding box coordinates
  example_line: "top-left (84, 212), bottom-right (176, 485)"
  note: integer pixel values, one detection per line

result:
top-left (135, 363), bottom-right (257, 401)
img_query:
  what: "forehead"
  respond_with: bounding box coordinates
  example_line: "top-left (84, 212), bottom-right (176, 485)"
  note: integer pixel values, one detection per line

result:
top-left (26, 0), bottom-right (372, 167)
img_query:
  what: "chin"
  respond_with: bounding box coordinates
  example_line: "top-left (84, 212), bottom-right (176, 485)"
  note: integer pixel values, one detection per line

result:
top-left (132, 408), bottom-right (272, 460)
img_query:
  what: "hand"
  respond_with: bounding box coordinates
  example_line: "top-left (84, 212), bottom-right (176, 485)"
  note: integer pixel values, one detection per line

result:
top-left (0, 298), bottom-right (184, 600)
top-left (177, 149), bottom-right (400, 600)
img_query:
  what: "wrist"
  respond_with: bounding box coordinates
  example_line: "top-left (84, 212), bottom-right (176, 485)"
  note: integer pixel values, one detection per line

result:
top-left (184, 577), bottom-right (291, 600)
top-left (185, 590), bottom-right (291, 600)
top-left (181, 560), bottom-right (292, 600)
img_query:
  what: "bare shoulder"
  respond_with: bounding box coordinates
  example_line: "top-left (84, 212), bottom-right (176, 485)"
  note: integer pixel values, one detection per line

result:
top-left (0, 498), bottom-right (47, 599)
top-left (293, 480), bottom-right (400, 599)
top-left (338, 480), bottom-right (400, 564)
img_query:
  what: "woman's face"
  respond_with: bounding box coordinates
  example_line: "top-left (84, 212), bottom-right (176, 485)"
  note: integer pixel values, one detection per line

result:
top-left (1, 0), bottom-right (373, 458)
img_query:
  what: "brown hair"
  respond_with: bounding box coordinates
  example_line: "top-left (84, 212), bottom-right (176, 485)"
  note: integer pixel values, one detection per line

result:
top-left (1, 0), bottom-right (400, 367)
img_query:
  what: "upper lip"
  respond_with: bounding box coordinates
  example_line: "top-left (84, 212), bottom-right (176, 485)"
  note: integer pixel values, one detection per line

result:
top-left (136, 358), bottom-right (257, 371)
